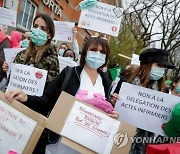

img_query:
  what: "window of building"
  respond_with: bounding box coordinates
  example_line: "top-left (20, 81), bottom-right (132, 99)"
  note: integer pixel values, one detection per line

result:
top-left (17, 0), bottom-right (36, 30)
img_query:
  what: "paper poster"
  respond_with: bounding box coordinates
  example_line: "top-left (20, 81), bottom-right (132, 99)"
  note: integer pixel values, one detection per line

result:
top-left (131, 54), bottom-right (140, 65)
top-left (61, 101), bottom-right (120, 154)
top-left (78, 2), bottom-right (123, 37)
top-left (4, 0), bottom-right (19, 11)
top-left (0, 7), bottom-right (17, 27)
top-left (115, 82), bottom-right (180, 136)
top-left (54, 21), bottom-right (75, 42)
top-left (0, 100), bottom-right (37, 154)
top-left (4, 48), bottom-right (23, 77)
top-left (7, 63), bottom-right (47, 96)
top-left (58, 56), bottom-right (78, 72)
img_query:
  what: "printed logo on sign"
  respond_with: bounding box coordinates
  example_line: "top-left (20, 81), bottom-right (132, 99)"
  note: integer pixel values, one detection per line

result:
top-left (114, 132), bottom-right (128, 148)
top-left (112, 26), bottom-right (117, 32)
top-left (81, 20), bottom-right (90, 27)
top-left (35, 71), bottom-right (43, 79)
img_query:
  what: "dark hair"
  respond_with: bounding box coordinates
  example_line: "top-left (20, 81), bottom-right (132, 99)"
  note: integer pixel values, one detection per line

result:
top-left (60, 43), bottom-right (69, 49)
top-left (63, 48), bottom-right (75, 61)
top-left (170, 76), bottom-right (180, 90)
top-left (80, 37), bottom-right (110, 68)
top-left (33, 14), bottom-right (55, 43)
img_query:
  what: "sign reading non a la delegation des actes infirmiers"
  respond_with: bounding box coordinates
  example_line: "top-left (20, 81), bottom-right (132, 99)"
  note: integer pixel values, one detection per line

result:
top-left (78, 2), bottom-right (123, 37)
top-left (7, 63), bottom-right (47, 96)
top-left (115, 82), bottom-right (180, 136)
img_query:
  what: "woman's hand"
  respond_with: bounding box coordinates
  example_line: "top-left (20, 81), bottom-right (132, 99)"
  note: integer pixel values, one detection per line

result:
top-left (110, 93), bottom-right (119, 106)
top-left (2, 61), bottom-right (9, 73)
top-left (5, 89), bottom-right (28, 103)
top-left (108, 110), bottom-right (119, 119)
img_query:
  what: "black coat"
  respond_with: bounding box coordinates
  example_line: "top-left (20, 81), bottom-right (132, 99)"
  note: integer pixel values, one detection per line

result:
top-left (25, 65), bottom-right (112, 116)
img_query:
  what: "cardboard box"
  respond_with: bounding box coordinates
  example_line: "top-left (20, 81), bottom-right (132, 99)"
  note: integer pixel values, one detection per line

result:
top-left (0, 91), bottom-right (136, 153)
top-left (46, 92), bottom-right (136, 154)
top-left (0, 92), bottom-right (47, 154)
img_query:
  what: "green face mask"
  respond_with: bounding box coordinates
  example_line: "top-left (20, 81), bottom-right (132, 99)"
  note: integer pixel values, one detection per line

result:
top-left (76, 0), bottom-right (97, 11)
top-left (21, 39), bottom-right (29, 48)
top-left (30, 28), bottom-right (47, 46)
top-left (176, 85), bottom-right (180, 94)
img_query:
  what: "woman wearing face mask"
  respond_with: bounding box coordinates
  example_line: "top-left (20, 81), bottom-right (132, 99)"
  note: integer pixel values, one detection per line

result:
top-left (124, 48), bottom-right (175, 154)
top-left (2, 14), bottom-right (59, 89)
top-left (169, 76), bottom-right (180, 96)
top-left (63, 48), bottom-right (76, 61)
top-left (5, 37), bottom-right (118, 153)
top-left (58, 27), bottom-right (79, 61)
top-left (21, 31), bottom-right (31, 49)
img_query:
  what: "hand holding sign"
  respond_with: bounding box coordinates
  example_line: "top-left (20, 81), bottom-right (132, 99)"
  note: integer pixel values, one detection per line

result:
top-left (5, 88), bottom-right (28, 103)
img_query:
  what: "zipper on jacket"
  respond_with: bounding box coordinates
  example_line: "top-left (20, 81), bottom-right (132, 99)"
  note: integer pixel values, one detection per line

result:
top-left (74, 67), bottom-right (81, 95)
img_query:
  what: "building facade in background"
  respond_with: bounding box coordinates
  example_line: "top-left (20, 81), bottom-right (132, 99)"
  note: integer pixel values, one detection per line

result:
top-left (1, 0), bottom-right (116, 48)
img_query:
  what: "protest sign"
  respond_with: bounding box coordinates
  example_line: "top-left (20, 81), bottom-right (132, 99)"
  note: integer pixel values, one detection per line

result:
top-left (115, 82), bottom-right (180, 136)
top-left (0, 7), bottom-right (17, 27)
top-left (58, 56), bottom-right (78, 72)
top-left (61, 101), bottom-right (120, 154)
top-left (46, 92), bottom-right (136, 154)
top-left (0, 100), bottom-right (37, 154)
top-left (4, 48), bottom-right (23, 76)
top-left (131, 54), bottom-right (140, 65)
top-left (7, 63), bottom-right (47, 96)
top-left (0, 92), bottom-right (47, 154)
top-left (78, 2), bottom-right (123, 37)
top-left (54, 21), bottom-right (75, 42)
top-left (4, 0), bottom-right (19, 11)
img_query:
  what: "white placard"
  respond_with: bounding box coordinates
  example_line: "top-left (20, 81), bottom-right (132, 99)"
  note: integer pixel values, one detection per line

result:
top-left (61, 101), bottom-right (120, 154)
top-left (7, 63), bottom-right (47, 96)
top-left (115, 82), bottom-right (180, 136)
top-left (0, 7), bottom-right (17, 27)
top-left (131, 54), bottom-right (140, 65)
top-left (58, 56), bottom-right (78, 72)
top-left (4, 0), bottom-right (19, 11)
top-left (54, 21), bottom-right (75, 42)
top-left (78, 2), bottom-right (123, 37)
top-left (0, 100), bottom-right (37, 154)
top-left (4, 48), bottom-right (23, 77)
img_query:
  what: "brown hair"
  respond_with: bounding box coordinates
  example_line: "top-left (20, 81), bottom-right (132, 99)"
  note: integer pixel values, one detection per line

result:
top-left (127, 63), bottom-right (166, 92)
top-left (23, 14), bottom-right (55, 62)
top-left (80, 37), bottom-right (110, 68)
top-left (170, 76), bottom-right (180, 90)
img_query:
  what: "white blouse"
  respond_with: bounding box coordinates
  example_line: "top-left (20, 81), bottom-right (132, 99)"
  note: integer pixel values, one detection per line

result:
top-left (78, 69), bottom-right (105, 99)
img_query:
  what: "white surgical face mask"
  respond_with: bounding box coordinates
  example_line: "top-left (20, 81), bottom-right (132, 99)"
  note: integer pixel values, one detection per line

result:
top-left (149, 67), bottom-right (165, 81)
top-left (59, 49), bottom-right (65, 56)
top-left (65, 56), bottom-right (74, 61)
top-left (85, 51), bottom-right (106, 69)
